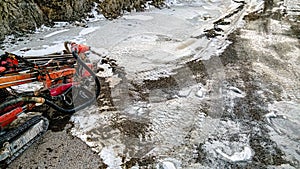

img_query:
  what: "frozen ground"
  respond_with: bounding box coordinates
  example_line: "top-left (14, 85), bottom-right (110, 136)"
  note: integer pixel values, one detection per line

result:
top-left (2, 0), bottom-right (300, 168)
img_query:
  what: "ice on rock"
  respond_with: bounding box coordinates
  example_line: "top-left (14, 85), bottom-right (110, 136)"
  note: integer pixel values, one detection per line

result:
top-left (178, 88), bottom-right (192, 97)
top-left (96, 63), bottom-right (113, 77)
top-left (100, 146), bottom-right (123, 169)
top-left (195, 89), bottom-right (204, 98)
top-left (157, 161), bottom-right (177, 169)
top-left (53, 22), bottom-right (70, 28)
top-left (216, 146), bottom-right (253, 162)
top-left (156, 158), bottom-right (181, 169)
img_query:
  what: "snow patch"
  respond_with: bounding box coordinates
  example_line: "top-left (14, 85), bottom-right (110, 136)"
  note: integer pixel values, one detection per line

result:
top-left (100, 146), bottom-right (123, 169)
top-left (88, 2), bottom-right (105, 22)
top-left (96, 63), bottom-right (114, 77)
top-left (71, 111), bottom-right (104, 134)
top-left (216, 146), bottom-right (253, 162)
top-left (266, 101), bottom-right (300, 163)
top-left (35, 25), bottom-right (51, 33)
top-left (79, 27), bottom-right (100, 36)
top-left (14, 43), bottom-right (65, 56)
top-left (123, 15), bottom-right (154, 21)
top-left (156, 158), bottom-right (180, 169)
top-left (44, 29), bottom-right (70, 38)
top-left (53, 22), bottom-right (70, 28)
top-left (10, 82), bottom-right (43, 93)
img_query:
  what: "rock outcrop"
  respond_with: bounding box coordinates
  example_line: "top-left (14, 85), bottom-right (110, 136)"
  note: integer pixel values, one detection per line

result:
top-left (0, 0), bottom-right (165, 41)
top-left (0, 0), bottom-right (95, 41)
top-left (35, 0), bottom-right (95, 21)
top-left (0, 0), bottom-right (46, 40)
top-left (99, 0), bottom-right (165, 20)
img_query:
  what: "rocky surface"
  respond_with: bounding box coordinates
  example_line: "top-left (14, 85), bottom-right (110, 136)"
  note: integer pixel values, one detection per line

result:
top-left (36, 0), bottom-right (95, 22)
top-left (0, 0), bottom-right (46, 41)
top-left (0, 0), bottom-right (166, 41)
top-left (0, 0), bottom-right (95, 41)
top-left (99, 0), bottom-right (165, 19)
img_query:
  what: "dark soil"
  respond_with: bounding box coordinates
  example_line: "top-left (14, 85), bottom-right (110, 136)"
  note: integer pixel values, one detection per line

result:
top-left (110, 114), bottom-right (150, 139)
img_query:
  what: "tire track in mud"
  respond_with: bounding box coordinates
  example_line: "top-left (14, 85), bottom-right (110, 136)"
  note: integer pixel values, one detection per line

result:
top-left (194, 30), bottom-right (291, 168)
top-left (69, 1), bottom-right (300, 168)
top-left (109, 61), bottom-right (213, 167)
top-left (194, 1), bottom-right (300, 167)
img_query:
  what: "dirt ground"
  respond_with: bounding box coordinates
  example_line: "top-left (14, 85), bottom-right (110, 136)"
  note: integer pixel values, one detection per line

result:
top-left (7, 129), bottom-right (107, 169)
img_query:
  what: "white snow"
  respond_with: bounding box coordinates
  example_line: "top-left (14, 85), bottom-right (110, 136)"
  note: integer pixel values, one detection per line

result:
top-left (284, 0), bottom-right (300, 13)
top-left (70, 0), bottom-right (266, 167)
top-left (216, 146), bottom-right (253, 162)
top-left (35, 25), bottom-right (51, 33)
top-left (266, 101), bottom-right (300, 163)
top-left (156, 158), bottom-right (181, 169)
top-left (100, 146), bottom-right (123, 169)
top-left (88, 2), bottom-right (105, 22)
top-left (53, 22), bottom-right (70, 28)
top-left (79, 27), bottom-right (100, 36)
top-left (96, 63), bottom-right (114, 77)
top-left (10, 82), bottom-right (43, 93)
top-left (123, 15), bottom-right (154, 21)
top-left (44, 29), bottom-right (70, 38)
top-left (195, 86), bottom-right (207, 98)
top-left (158, 161), bottom-right (177, 169)
top-left (14, 43), bottom-right (65, 56)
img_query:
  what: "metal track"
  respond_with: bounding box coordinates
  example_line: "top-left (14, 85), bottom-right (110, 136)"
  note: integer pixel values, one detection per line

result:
top-left (0, 116), bottom-right (49, 166)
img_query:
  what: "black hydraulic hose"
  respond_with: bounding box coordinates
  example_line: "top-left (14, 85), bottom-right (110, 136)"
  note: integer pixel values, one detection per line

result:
top-left (71, 51), bottom-right (100, 99)
top-left (43, 51), bottom-right (101, 114)
top-left (0, 97), bottom-right (45, 111)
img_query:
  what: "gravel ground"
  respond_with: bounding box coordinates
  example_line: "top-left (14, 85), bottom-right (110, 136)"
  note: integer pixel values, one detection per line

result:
top-left (7, 129), bottom-right (106, 169)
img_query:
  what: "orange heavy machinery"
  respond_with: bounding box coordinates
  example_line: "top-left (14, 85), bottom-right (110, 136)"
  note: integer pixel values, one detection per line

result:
top-left (0, 42), bottom-right (100, 166)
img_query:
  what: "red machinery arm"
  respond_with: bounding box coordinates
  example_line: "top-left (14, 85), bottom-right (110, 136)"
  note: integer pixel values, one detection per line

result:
top-left (0, 73), bottom-right (38, 89)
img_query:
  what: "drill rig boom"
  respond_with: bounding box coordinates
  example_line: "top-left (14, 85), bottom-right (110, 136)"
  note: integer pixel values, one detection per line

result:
top-left (0, 42), bottom-right (100, 167)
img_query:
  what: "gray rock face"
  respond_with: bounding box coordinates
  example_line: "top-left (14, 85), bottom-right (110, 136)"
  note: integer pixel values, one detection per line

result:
top-left (0, 0), bottom-right (46, 41)
top-left (0, 0), bottom-right (94, 41)
top-left (99, 0), bottom-right (165, 20)
top-left (0, 0), bottom-right (166, 41)
top-left (35, 0), bottom-right (94, 21)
